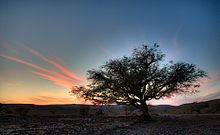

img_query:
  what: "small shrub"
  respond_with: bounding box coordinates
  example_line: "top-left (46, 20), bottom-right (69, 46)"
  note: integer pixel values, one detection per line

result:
top-left (95, 109), bottom-right (103, 116)
top-left (50, 110), bottom-right (57, 115)
top-left (4, 108), bottom-right (13, 114)
top-left (15, 107), bottom-right (30, 116)
top-left (80, 106), bottom-right (90, 117)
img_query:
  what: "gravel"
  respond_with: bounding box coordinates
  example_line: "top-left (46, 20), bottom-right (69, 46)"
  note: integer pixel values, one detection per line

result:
top-left (0, 114), bottom-right (220, 135)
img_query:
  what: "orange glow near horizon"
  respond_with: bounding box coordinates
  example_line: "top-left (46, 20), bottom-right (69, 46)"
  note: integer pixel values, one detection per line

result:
top-left (1, 96), bottom-right (92, 105)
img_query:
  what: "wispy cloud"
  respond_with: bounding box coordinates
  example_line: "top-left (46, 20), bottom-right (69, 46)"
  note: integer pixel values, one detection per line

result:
top-left (32, 70), bottom-right (73, 89)
top-left (0, 53), bottom-right (75, 81)
top-left (173, 23), bottom-right (184, 48)
top-left (199, 71), bottom-right (220, 89)
top-left (0, 46), bottom-right (83, 89)
top-left (203, 91), bottom-right (220, 101)
top-left (25, 46), bottom-right (82, 81)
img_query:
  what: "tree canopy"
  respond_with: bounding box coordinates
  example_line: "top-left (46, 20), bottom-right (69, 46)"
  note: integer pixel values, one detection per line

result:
top-left (71, 44), bottom-right (207, 120)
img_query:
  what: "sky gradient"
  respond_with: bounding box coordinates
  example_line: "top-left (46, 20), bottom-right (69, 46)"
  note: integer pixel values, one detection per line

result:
top-left (0, 0), bottom-right (220, 105)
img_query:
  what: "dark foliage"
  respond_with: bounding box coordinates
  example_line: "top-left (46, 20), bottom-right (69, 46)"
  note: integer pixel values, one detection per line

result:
top-left (71, 44), bottom-right (207, 120)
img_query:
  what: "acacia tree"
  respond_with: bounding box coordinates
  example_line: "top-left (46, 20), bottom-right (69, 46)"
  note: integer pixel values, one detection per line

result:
top-left (71, 44), bottom-right (207, 120)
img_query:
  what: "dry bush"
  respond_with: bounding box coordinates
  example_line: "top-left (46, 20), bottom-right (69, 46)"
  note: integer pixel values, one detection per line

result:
top-left (80, 106), bottom-right (90, 117)
top-left (14, 107), bottom-right (30, 116)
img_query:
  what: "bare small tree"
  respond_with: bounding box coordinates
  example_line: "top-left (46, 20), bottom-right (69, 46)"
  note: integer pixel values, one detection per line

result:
top-left (71, 44), bottom-right (207, 120)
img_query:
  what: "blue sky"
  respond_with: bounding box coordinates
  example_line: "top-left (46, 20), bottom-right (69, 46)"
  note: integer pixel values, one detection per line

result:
top-left (0, 0), bottom-right (219, 105)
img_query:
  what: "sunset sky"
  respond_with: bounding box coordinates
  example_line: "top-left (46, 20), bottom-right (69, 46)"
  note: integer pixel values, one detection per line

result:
top-left (0, 0), bottom-right (219, 105)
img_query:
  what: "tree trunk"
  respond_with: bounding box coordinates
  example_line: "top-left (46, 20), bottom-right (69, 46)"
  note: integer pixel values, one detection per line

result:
top-left (140, 101), bottom-right (152, 121)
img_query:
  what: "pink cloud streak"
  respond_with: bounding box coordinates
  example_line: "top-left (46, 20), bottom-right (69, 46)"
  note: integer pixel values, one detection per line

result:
top-left (0, 49), bottom-right (83, 89)
top-left (32, 70), bottom-right (73, 89)
top-left (0, 53), bottom-right (77, 82)
top-left (25, 46), bottom-right (82, 81)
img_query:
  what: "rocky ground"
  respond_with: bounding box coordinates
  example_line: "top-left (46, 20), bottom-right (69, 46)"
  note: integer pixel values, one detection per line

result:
top-left (0, 114), bottom-right (220, 135)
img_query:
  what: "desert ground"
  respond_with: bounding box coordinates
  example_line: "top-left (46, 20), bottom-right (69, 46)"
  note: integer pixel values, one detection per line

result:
top-left (0, 114), bottom-right (220, 135)
top-left (1, 99), bottom-right (219, 135)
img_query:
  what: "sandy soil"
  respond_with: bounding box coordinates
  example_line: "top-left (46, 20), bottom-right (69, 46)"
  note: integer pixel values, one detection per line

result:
top-left (0, 114), bottom-right (220, 135)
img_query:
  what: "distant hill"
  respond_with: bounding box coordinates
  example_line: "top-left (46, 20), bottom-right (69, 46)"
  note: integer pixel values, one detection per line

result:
top-left (0, 104), bottom-right (139, 117)
top-left (149, 105), bottom-right (175, 114)
top-left (168, 99), bottom-right (220, 114)
top-left (0, 99), bottom-right (219, 117)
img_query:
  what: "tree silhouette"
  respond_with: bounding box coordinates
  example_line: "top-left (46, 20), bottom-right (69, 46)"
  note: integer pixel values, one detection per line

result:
top-left (71, 44), bottom-right (207, 120)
